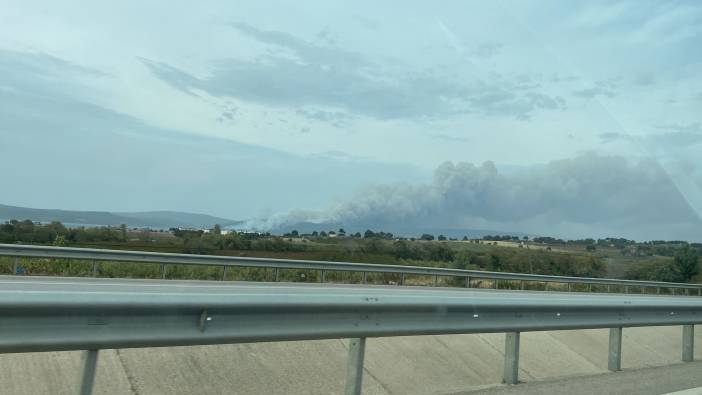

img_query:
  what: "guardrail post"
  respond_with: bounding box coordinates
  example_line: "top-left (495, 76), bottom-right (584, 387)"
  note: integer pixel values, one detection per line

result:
top-left (221, 266), bottom-right (228, 281)
top-left (494, 280), bottom-right (498, 290)
top-left (567, 283), bottom-right (571, 292)
top-left (91, 260), bottom-right (98, 277)
top-left (160, 264), bottom-right (167, 279)
top-left (345, 338), bottom-right (366, 395)
top-left (400, 273), bottom-right (405, 285)
top-left (520, 280), bottom-right (524, 290)
top-left (624, 286), bottom-right (629, 294)
top-left (274, 268), bottom-right (280, 282)
top-left (657, 287), bottom-right (661, 294)
top-left (434, 275), bottom-right (438, 286)
top-left (465, 276), bottom-right (470, 288)
top-left (80, 349), bottom-right (99, 395)
top-left (362, 272), bottom-right (367, 284)
top-left (683, 325), bottom-right (694, 362)
top-left (13, 257), bottom-right (18, 275)
top-left (321, 270), bottom-right (326, 283)
top-left (503, 332), bottom-right (520, 384)
top-left (608, 327), bottom-right (623, 371)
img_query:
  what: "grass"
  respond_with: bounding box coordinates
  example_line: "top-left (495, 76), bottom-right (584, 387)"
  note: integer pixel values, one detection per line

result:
top-left (2, 255), bottom-right (695, 297)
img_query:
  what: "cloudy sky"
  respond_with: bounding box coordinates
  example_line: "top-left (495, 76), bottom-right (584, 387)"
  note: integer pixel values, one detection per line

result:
top-left (1, 1), bottom-right (701, 240)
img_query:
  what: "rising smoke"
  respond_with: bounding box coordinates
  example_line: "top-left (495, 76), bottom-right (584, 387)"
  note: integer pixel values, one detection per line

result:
top-left (248, 153), bottom-right (702, 240)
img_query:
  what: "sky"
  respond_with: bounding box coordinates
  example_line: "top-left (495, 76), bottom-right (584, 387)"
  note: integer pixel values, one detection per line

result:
top-left (1, 0), bottom-right (701, 240)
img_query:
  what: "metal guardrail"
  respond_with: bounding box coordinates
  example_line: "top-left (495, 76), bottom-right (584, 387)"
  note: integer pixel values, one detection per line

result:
top-left (1, 243), bottom-right (701, 294)
top-left (0, 276), bottom-right (700, 395)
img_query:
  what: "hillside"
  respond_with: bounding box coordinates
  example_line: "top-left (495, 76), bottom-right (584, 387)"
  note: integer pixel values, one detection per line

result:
top-left (0, 204), bottom-right (240, 229)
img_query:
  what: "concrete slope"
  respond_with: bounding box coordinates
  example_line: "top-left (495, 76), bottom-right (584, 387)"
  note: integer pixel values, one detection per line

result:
top-left (1, 327), bottom-right (701, 395)
top-left (452, 361), bottom-right (702, 395)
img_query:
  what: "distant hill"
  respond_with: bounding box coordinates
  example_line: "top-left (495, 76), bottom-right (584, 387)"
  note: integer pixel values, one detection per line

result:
top-left (0, 204), bottom-right (241, 229)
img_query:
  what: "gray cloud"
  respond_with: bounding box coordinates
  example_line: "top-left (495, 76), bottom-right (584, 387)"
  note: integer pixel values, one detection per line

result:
top-left (573, 79), bottom-right (619, 99)
top-left (431, 133), bottom-right (470, 143)
top-left (352, 14), bottom-right (381, 30)
top-left (632, 73), bottom-right (654, 86)
top-left (257, 153), bottom-right (702, 240)
top-left (231, 23), bottom-right (368, 70)
top-left (660, 132), bottom-right (702, 146)
top-left (598, 132), bottom-right (632, 143)
top-left (471, 42), bottom-right (503, 59)
top-left (656, 122), bottom-right (702, 134)
top-left (142, 24), bottom-right (566, 121)
top-left (573, 86), bottom-right (616, 99)
top-left (601, 123), bottom-right (702, 147)
top-left (295, 108), bottom-right (354, 127)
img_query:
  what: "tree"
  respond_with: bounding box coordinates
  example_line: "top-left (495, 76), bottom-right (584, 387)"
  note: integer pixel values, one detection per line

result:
top-left (420, 233), bottom-right (434, 241)
top-left (213, 224), bottom-right (222, 235)
top-left (53, 234), bottom-right (66, 247)
top-left (291, 229), bottom-right (299, 237)
top-left (364, 229), bottom-right (375, 238)
top-left (438, 234), bottom-right (447, 241)
top-left (674, 245), bottom-right (699, 282)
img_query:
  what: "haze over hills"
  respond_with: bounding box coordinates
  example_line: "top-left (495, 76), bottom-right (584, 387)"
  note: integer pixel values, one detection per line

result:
top-left (1, 203), bottom-right (528, 239)
top-left (0, 204), bottom-right (241, 229)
